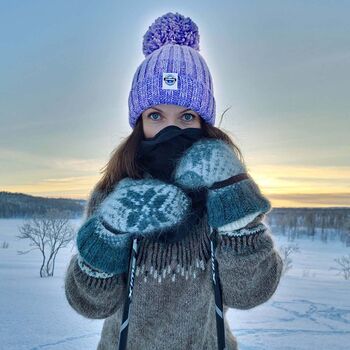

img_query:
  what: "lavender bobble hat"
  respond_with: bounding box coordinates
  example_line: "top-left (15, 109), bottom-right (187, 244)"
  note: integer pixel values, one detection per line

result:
top-left (128, 12), bottom-right (216, 129)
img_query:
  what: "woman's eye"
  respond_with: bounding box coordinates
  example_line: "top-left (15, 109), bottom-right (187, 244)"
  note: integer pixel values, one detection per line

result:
top-left (148, 112), bottom-right (161, 121)
top-left (182, 113), bottom-right (195, 122)
top-left (147, 112), bottom-right (195, 122)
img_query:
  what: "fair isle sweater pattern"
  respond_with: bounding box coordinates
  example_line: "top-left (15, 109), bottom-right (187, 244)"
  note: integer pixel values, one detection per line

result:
top-left (76, 205), bottom-right (267, 284)
top-left (134, 216), bottom-right (212, 283)
top-left (134, 214), bottom-right (267, 284)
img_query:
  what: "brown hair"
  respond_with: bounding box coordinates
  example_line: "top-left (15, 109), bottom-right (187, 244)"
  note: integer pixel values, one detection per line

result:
top-left (92, 112), bottom-right (245, 199)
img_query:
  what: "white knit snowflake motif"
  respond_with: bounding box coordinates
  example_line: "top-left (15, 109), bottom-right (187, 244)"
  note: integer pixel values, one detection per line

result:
top-left (174, 138), bottom-right (246, 189)
top-left (99, 179), bottom-right (190, 235)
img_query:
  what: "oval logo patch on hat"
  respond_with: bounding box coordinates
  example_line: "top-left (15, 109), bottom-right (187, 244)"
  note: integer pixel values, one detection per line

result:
top-left (162, 72), bottom-right (178, 90)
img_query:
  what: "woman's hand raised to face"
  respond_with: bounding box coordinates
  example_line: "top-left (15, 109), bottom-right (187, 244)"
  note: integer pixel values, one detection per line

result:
top-left (76, 177), bottom-right (192, 275)
top-left (173, 138), bottom-right (272, 231)
top-left (97, 177), bottom-right (192, 239)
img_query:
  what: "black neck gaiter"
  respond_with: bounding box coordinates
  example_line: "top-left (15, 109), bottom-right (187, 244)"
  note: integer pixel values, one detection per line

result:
top-left (136, 125), bottom-right (205, 183)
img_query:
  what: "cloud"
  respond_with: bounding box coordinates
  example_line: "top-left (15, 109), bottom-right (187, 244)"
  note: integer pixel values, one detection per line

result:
top-left (268, 192), bottom-right (350, 207)
top-left (0, 148), bottom-right (104, 172)
top-left (250, 164), bottom-right (350, 190)
top-left (247, 164), bottom-right (350, 207)
top-left (51, 158), bottom-right (105, 172)
top-left (3, 174), bottom-right (101, 199)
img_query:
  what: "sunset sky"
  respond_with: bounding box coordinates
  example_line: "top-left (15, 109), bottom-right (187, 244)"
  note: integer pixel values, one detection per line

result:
top-left (1, 1), bottom-right (349, 208)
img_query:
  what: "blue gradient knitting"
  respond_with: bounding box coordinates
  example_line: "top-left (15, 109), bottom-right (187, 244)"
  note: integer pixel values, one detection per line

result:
top-left (76, 214), bottom-right (131, 275)
top-left (173, 138), bottom-right (272, 230)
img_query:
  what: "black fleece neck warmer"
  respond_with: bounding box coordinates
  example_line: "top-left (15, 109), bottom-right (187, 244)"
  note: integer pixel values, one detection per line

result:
top-left (136, 125), bottom-right (205, 183)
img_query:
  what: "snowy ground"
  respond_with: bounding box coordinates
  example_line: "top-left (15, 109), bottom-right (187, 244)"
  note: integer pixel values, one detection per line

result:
top-left (1, 218), bottom-right (349, 350)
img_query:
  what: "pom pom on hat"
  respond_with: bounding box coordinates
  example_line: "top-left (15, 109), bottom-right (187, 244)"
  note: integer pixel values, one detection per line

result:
top-left (142, 12), bottom-right (200, 57)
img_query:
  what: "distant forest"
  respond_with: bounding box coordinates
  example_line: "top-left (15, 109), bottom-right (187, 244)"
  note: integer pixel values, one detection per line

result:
top-left (267, 207), bottom-right (350, 246)
top-left (0, 191), bottom-right (86, 219)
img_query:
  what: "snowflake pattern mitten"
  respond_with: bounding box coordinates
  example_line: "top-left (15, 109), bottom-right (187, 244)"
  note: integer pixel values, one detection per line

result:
top-left (77, 177), bottom-right (192, 275)
top-left (98, 177), bottom-right (192, 237)
top-left (174, 138), bottom-right (271, 230)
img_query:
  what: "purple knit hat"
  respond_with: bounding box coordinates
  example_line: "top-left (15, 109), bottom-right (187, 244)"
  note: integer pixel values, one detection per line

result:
top-left (128, 12), bottom-right (216, 129)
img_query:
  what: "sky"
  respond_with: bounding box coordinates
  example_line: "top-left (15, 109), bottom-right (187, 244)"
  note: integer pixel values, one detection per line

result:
top-left (0, 0), bottom-right (349, 208)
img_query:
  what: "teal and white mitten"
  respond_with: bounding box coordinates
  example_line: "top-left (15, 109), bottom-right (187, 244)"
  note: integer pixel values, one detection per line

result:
top-left (77, 178), bottom-right (192, 275)
top-left (173, 138), bottom-right (271, 231)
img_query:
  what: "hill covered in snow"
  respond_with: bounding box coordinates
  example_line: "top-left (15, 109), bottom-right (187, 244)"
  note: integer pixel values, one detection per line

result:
top-left (0, 191), bottom-right (85, 218)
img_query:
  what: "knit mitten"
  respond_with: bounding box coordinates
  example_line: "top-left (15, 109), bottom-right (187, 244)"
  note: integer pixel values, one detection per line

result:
top-left (173, 138), bottom-right (271, 231)
top-left (77, 177), bottom-right (192, 274)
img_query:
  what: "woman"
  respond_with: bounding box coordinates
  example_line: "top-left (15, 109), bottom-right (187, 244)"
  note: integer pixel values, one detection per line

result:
top-left (64, 12), bottom-right (283, 350)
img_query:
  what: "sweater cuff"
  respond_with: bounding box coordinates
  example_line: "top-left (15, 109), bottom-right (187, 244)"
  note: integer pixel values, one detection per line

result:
top-left (70, 254), bottom-right (121, 291)
top-left (76, 214), bottom-right (132, 275)
top-left (207, 176), bottom-right (272, 229)
top-left (77, 254), bottom-right (116, 279)
top-left (217, 222), bottom-right (272, 255)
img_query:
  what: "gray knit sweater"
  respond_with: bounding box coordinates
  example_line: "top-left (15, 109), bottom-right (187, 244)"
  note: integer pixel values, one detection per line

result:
top-left (64, 184), bottom-right (283, 350)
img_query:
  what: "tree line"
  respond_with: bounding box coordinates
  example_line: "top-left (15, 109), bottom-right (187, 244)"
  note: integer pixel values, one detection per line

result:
top-left (267, 207), bottom-right (350, 246)
top-left (0, 191), bottom-right (85, 218)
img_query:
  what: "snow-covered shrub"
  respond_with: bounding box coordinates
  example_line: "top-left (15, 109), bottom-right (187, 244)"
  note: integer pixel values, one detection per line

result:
top-left (1, 241), bottom-right (9, 248)
top-left (278, 243), bottom-right (300, 276)
top-left (329, 254), bottom-right (350, 280)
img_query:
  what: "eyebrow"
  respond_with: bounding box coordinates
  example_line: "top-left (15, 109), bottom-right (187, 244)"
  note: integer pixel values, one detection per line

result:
top-left (150, 107), bottom-right (194, 114)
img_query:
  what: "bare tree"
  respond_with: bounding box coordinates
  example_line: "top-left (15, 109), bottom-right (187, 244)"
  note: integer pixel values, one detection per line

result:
top-left (278, 243), bottom-right (300, 276)
top-left (305, 211), bottom-right (316, 238)
top-left (340, 216), bottom-right (350, 247)
top-left (329, 254), bottom-right (350, 280)
top-left (16, 209), bottom-right (75, 277)
top-left (287, 214), bottom-right (298, 241)
top-left (1, 241), bottom-right (9, 248)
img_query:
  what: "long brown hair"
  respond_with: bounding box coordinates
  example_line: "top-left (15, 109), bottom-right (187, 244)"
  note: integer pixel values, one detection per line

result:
top-left (92, 112), bottom-right (245, 198)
